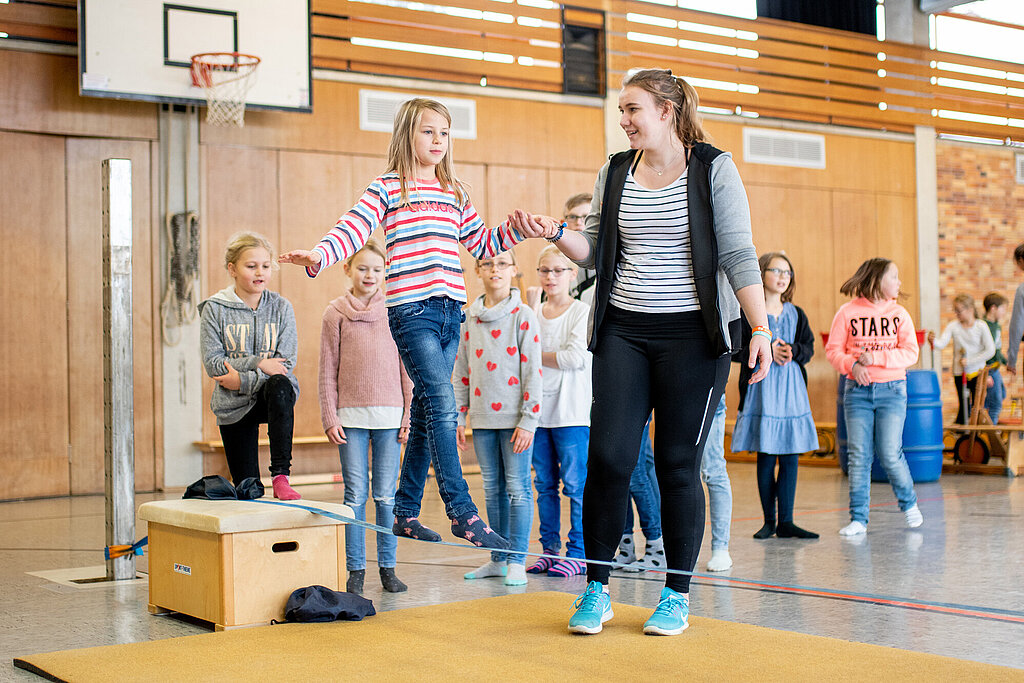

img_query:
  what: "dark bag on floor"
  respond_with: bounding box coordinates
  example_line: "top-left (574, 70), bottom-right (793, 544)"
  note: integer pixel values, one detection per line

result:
top-left (182, 475), bottom-right (265, 500)
top-left (283, 585), bottom-right (376, 623)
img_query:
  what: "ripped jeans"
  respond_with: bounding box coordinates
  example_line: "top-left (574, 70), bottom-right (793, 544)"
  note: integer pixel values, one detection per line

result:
top-left (472, 427), bottom-right (535, 565)
top-left (339, 427), bottom-right (401, 570)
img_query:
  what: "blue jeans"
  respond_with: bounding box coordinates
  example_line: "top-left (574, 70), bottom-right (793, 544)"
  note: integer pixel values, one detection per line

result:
top-left (985, 367), bottom-right (1005, 424)
top-left (339, 428), bottom-right (401, 570)
top-left (623, 417), bottom-right (662, 540)
top-left (532, 426), bottom-right (588, 558)
top-left (388, 297), bottom-right (475, 519)
top-left (700, 396), bottom-right (732, 550)
top-left (843, 379), bottom-right (918, 524)
top-left (472, 428), bottom-right (534, 565)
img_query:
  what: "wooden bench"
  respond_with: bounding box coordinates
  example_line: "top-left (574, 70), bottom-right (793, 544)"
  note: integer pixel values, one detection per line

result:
top-left (943, 424), bottom-right (1024, 477)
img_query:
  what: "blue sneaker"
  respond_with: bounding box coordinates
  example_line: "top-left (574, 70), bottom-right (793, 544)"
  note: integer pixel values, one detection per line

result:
top-left (643, 587), bottom-right (689, 635)
top-left (568, 581), bottom-right (613, 634)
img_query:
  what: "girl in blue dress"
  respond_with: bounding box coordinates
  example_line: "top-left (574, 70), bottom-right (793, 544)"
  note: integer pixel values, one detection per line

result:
top-left (731, 252), bottom-right (819, 539)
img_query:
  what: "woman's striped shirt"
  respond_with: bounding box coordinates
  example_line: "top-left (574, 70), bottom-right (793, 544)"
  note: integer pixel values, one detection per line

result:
top-left (609, 169), bottom-right (699, 313)
top-left (307, 174), bottom-right (523, 306)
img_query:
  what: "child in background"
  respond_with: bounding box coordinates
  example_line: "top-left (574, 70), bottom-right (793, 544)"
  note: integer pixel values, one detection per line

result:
top-left (982, 292), bottom-right (1009, 424)
top-left (927, 294), bottom-right (994, 425)
top-left (526, 193), bottom-right (596, 309)
top-left (319, 240), bottom-right (413, 595)
top-left (456, 250), bottom-right (542, 586)
top-left (826, 258), bottom-right (923, 536)
top-left (526, 245), bottom-right (591, 578)
top-left (699, 397), bottom-right (733, 571)
top-left (611, 422), bottom-right (664, 573)
top-left (731, 252), bottom-right (819, 539)
top-left (281, 98), bottom-right (555, 548)
top-left (199, 232), bottom-right (301, 501)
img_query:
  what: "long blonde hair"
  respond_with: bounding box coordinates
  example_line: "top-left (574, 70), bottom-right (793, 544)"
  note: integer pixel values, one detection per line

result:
top-left (386, 98), bottom-right (467, 208)
top-left (622, 68), bottom-right (707, 147)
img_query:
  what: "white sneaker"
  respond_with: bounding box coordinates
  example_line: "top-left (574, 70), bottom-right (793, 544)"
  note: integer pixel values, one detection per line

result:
top-left (904, 504), bottom-right (923, 529)
top-left (839, 521), bottom-right (867, 536)
top-left (706, 549), bottom-right (732, 572)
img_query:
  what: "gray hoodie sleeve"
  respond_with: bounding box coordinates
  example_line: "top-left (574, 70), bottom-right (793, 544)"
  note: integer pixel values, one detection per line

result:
top-left (1007, 282), bottom-right (1024, 370)
top-left (710, 154), bottom-right (761, 292)
top-left (200, 304), bottom-right (231, 378)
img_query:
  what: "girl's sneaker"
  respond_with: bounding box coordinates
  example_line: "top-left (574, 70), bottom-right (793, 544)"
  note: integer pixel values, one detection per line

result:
top-left (504, 563), bottom-right (528, 586)
top-left (623, 536), bottom-right (665, 573)
top-left (839, 521), bottom-right (867, 536)
top-left (527, 550), bottom-right (559, 574)
top-left (904, 505), bottom-right (923, 528)
top-left (610, 533), bottom-right (637, 569)
top-left (548, 558), bottom-right (586, 578)
top-left (643, 587), bottom-right (689, 636)
top-left (568, 581), bottom-right (613, 635)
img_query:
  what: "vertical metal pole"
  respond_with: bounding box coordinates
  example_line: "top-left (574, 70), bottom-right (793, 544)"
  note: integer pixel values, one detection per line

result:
top-left (103, 158), bottom-right (136, 581)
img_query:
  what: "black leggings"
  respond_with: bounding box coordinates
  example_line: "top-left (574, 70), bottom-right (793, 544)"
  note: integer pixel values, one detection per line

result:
top-left (585, 309), bottom-right (730, 593)
top-left (756, 453), bottom-right (798, 523)
top-left (218, 374), bottom-right (296, 484)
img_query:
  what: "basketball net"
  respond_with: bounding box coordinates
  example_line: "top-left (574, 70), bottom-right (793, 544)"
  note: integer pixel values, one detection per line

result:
top-left (190, 52), bottom-right (260, 127)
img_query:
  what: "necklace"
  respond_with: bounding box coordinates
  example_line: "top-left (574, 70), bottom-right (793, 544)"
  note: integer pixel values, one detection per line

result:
top-left (643, 148), bottom-right (684, 176)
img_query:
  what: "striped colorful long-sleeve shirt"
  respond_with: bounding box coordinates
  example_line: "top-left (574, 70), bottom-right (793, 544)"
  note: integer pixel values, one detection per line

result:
top-left (306, 174), bottom-right (524, 306)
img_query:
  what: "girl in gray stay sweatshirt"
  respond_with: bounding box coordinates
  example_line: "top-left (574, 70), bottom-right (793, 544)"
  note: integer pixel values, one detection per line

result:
top-left (198, 233), bottom-right (301, 500)
top-left (454, 251), bottom-right (542, 587)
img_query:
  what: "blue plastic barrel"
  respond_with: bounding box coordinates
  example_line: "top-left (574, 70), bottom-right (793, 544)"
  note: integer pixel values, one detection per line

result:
top-left (837, 370), bottom-right (943, 483)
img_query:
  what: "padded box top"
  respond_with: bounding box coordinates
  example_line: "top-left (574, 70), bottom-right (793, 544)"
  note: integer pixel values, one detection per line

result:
top-left (138, 499), bottom-right (354, 534)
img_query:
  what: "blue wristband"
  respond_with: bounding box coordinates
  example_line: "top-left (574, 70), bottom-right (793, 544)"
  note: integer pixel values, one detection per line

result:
top-left (546, 225), bottom-right (566, 243)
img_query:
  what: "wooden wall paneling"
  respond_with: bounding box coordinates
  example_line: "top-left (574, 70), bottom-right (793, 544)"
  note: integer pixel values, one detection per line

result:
top-left (485, 166), bottom-right (551, 300)
top-left (0, 51), bottom-right (158, 140)
top-left (277, 151), bottom-right (354, 454)
top-left (547, 168), bottom-right (603, 218)
top-left (65, 138), bottom-right (158, 494)
top-left (0, 132), bottom-right (70, 499)
top-left (200, 146), bottom-right (281, 443)
top-left (876, 193), bottom-right (922, 331)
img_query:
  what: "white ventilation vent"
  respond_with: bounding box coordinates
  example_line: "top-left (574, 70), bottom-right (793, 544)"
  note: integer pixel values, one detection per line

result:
top-left (359, 90), bottom-right (477, 139)
top-left (1016, 154), bottom-right (1024, 184)
top-left (743, 128), bottom-right (826, 169)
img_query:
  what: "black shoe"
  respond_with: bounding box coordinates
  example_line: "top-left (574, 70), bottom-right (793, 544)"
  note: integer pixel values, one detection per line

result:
top-left (776, 521), bottom-right (819, 539)
top-left (380, 567), bottom-right (408, 593)
top-left (346, 569), bottom-right (365, 595)
top-left (753, 522), bottom-right (777, 539)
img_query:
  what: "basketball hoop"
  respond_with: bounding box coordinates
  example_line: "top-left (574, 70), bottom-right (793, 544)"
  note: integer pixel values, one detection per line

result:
top-left (190, 52), bottom-right (260, 127)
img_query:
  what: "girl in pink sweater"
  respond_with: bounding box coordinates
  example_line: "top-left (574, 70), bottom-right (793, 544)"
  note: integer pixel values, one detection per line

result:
top-left (825, 258), bottom-right (923, 537)
top-left (319, 240), bottom-right (413, 595)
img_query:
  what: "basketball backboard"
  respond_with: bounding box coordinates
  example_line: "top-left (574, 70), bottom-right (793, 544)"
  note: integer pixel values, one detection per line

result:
top-left (79, 1), bottom-right (311, 112)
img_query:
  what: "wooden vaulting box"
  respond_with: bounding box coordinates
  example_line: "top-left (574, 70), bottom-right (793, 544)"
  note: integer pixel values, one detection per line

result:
top-left (139, 499), bottom-right (353, 630)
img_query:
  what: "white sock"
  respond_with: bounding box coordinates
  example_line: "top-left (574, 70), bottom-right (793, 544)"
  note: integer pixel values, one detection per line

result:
top-left (464, 560), bottom-right (507, 579)
top-left (706, 549), bottom-right (732, 572)
top-left (904, 504), bottom-right (923, 528)
top-left (504, 563), bottom-right (527, 586)
top-left (839, 521), bottom-right (867, 536)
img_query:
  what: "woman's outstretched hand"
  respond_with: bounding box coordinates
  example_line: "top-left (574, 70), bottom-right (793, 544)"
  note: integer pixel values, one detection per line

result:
top-left (748, 334), bottom-right (772, 383)
top-left (279, 250), bottom-right (321, 268)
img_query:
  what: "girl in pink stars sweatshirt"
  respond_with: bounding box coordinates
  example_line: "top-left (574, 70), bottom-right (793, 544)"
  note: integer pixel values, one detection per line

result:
top-left (455, 249), bottom-right (543, 586)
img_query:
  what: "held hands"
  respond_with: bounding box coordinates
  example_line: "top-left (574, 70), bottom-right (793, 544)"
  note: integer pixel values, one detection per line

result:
top-left (772, 339), bottom-right (793, 366)
top-left (747, 334), bottom-right (772, 383)
top-left (510, 427), bottom-right (534, 454)
top-left (507, 209), bottom-right (560, 239)
top-left (326, 425), bottom-right (347, 446)
top-left (258, 357), bottom-right (289, 375)
top-left (213, 362), bottom-right (241, 391)
top-left (278, 250), bottom-right (322, 268)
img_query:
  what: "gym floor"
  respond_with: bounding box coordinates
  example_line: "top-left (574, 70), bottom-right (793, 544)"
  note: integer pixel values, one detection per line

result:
top-left (2, 462), bottom-right (1022, 679)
